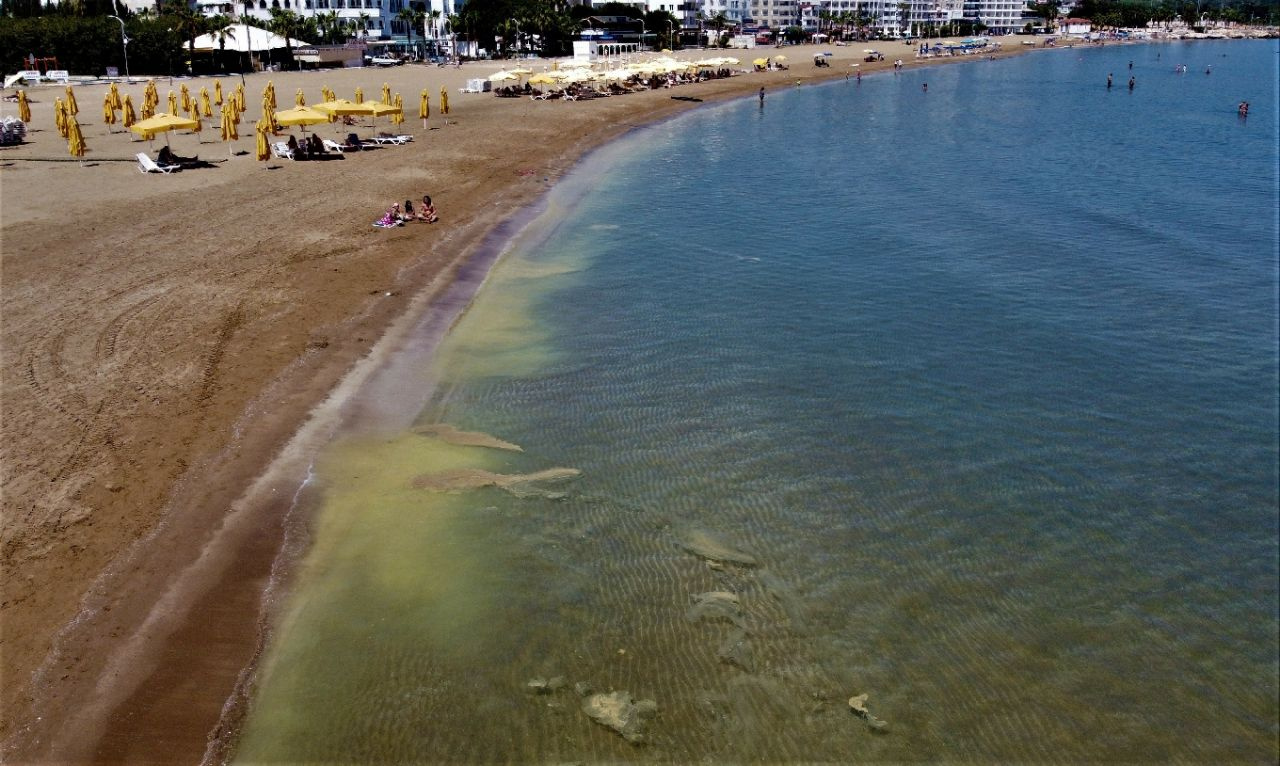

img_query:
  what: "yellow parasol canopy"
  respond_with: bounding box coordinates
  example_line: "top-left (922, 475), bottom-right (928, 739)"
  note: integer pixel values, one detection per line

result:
top-left (753, 57), bottom-right (768, 66)
top-left (392, 93), bottom-right (404, 126)
top-left (168, 90), bottom-right (178, 116)
top-left (54, 97), bottom-right (68, 138)
top-left (214, 79), bottom-right (223, 105)
top-left (354, 86), bottom-right (364, 104)
top-left (190, 108), bottom-right (202, 134)
top-left (17, 90), bottom-right (31, 122)
top-left (67, 115), bottom-right (86, 158)
top-left (528, 72), bottom-right (560, 85)
top-left (439, 86), bottom-right (449, 115)
top-left (220, 101), bottom-right (238, 142)
top-left (254, 118), bottom-right (270, 162)
top-left (103, 92), bottom-right (116, 125)
top-left (130, 112), bottom-right (199, 141)
top-left (274, 106), bottom-right (330, 127)
top-left (488, 70), bottom-right (518, 82)
top-left (295, 88), bottom-right (305, 107)
top-left (381, 82), bottom-right (391, 104)
top-left (313, 98), bottom-right (371, 117)
top-left (64, 85), bottom-right (78, 115)
top-left (122, 94), bottom-right (136, 127)
top-left (236, 83), bottom-right (246, 113)
top-left (200, 87), bottom-right (212, 117)
top-left (419, 89), bottom-right (429, 120)
top-left (108, 82), bottom-right (123, 110)
top-left (264, 80), bottom-right (276, 109)
top-left (180, 84), bottom-right (191, 113)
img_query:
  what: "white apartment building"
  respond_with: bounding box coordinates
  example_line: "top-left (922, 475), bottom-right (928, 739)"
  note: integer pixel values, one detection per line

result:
top-left (191, 0), bottom-right (462, 44)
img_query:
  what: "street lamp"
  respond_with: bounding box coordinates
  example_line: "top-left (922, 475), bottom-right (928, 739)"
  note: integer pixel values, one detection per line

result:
top-left (640, 18), bottom-right (646, 51)
top-left (108, 15), bottom-right (130, 79)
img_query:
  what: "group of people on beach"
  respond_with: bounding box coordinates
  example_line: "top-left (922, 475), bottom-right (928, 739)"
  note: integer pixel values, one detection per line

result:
top-left (376, 196), bottom-right (438, 227)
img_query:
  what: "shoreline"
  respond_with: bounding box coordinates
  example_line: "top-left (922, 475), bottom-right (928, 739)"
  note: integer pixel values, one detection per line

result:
top-left (0, 37), bottom-right (1204, 762)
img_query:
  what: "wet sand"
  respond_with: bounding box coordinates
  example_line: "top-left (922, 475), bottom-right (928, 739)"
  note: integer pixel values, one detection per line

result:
top-left (1, 39), bottom-right (1051, 763)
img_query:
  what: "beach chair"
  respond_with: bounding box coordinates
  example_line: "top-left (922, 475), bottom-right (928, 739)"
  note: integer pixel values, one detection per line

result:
top-left (370, 135), bottom-right (410, 145)
top-left (272, 141), bottom-right (295, 160)
top-left (137, 152), bottom-right (180, 173)
top-left (323, 138), bottom-right (347, 153)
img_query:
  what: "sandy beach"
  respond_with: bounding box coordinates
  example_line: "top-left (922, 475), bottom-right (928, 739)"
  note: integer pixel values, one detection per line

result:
top-left (2, 38), bottom-right (1053, 762)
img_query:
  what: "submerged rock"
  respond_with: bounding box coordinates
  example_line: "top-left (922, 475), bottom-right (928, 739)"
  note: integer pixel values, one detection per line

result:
top-left (410, 467), bottom-right (580, 495)
top-left (686, 591), bottom-right (747, 629)
top-left (678, 528), bottom-right (757, 567)
top-left (582, 691), bottom-right (658, 744)
top-left (412, 423), bottom-right (524, 452)
top-left (849, 692), bottom-right (890, 733)
top-left (717, 628), bottom-right (755, 672)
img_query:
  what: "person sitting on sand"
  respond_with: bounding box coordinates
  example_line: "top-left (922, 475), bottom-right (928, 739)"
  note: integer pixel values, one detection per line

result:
top-left (286, 134), bottom-right (304, 159)
top-left (402, 200), bottom-right (415, 220)
top-left (377, 204), bottom-right (403, 227)
top-left (309, 134), bottom-right (325, 155)
top-left (417, 195), bottom-right (438, 223)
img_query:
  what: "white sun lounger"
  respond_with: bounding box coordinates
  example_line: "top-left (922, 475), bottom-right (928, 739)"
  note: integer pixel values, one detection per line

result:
top-left (369, 135), bottom-right (411, 145)
top-left (323, 138), bottom-right (349, 153)
top-left (272, 141), bottom-right (295, 160)
top-left (137, 152), bottom-right (180, 173)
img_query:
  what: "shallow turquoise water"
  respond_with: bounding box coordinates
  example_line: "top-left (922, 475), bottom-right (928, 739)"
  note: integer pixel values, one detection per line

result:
top-left (236, 41), bottom-right (1279, 763)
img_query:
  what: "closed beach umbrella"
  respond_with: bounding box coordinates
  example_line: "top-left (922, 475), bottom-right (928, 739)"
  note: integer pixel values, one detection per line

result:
top-left (419, 89), bottom-right (429, 121)
top-left (17, 90), bottom-right (31, 122)
top-left (200, 87), bottom-right (212, 117)
top-left (142, 81), bottom-right (158, 119)
top-left (214, 79), bottom-right (223, 105)
top-left (168, 90), bottom-right (178, 116)
top-left (392, 93), bottom-right (404, 127)
top-left (54, 97), bottom-right (68, 138)
top-left (187, 96), bottom-right (200, 121)
top-left (67, 115), bottom-right (86, 159)
top-left (122, 94), bottom-right (136, 127)
top-left (64, 85), bottom-right (78, 115)
top-left (108, 82), bottom-right (123, 110)
top-left (103, 92), bottom-right (116, 125)
top-left (220, 101), bottom-right (238, 144)
top-left (354, 87), bottom-right (364, 104)
top-left (235, 83), bottom-right (246, 113)
top-left (254, 118), bottom-right (270, 162)
top-left (439, 86), bottom-right (449, 116)
top-left (381, 82), bottom-right (391, 104)
top-left (180, 84), bottom-right (191, 114)
top-left (190, 107), bottom-right (202, 135)
top-left (295, 88), bottom-right (305, 107)
top-left (264, 80), bottom-right (276, 109)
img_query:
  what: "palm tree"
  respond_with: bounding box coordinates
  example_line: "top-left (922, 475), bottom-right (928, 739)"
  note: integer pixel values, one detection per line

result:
top-left (427, 9), bottom-right (442, 54)
top-left (397, 7), bottom-right (426, 58)
top-left (267, 8), bottom-right (302, 69)
top-left (163, 0), bottom-right (206, 75)
top-left (207, 14), bottom-right (238, 71)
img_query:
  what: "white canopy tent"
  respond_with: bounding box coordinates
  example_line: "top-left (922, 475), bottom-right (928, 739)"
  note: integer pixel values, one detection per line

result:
top-left (193, 25), bottom-right (309, 53)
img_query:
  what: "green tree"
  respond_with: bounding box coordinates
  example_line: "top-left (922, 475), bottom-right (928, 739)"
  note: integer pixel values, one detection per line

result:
top-left (266, 8), bottom-right (303, 69)
top-left (161, 0), bottom-right (206, 75)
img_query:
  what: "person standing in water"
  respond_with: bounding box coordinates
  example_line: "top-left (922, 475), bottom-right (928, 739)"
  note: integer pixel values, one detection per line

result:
top-left (759, 87), bottom-right (765, 105)
top-left (1107, 73), bottom-right (1113, 88)
top-left (1128, 76), bottom-right (1135, 90)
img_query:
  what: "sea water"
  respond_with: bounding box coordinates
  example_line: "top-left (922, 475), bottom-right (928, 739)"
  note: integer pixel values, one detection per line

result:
top-left (234, 40), bottom-right (1278, 763)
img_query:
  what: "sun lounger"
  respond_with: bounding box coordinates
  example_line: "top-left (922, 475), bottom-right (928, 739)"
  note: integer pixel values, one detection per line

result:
top-left (272, 141), bottom-right (296, 160)
top-left (323, 138), bottom-right (348, 153)
top-left (137, 152), bottom-right (180, 173)
top-left (369, 135), bottom-right (410, 145)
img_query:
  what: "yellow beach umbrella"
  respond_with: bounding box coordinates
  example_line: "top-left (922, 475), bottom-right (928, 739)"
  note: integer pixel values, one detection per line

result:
top-left (528, 73), bottom-right (559, 85)
top-left (108, 82), bottom-right (123, 110)
top-left (264, 80), bottom-right (276, 109)
top-left (187, 96), bottom-right (200, 121)
top-left (274, 106), bottom-right (329, 134)
top-left (262, 96), bottom-right (277, 133)
top-left (103, 92), bottom-right (116, 125)
top-left (200, 87), bottom-right (212, 117)
top-left (354, 87), bottom-right (364, 104)
top-left (214, 79), bottom-right (223, 105)
top-left (419, 89), bottom-right (429, 121)
top-left (54, 98), bottom-right (68, 138)
top-left (17, 90), bottom-right (31, 122)
top-left (392, 93), bottom-right (404, 127)
top-left (254, 118), bottom-right (270, 162)
top-left (64, 85), bottom-right (78, 115)
top-left (180, 84), bottom-right (191, 114)
top-left (220, 101), bottom-right (238, 144)
top-left (122, 94), bottom-right (137, 127)
top-left (236, 83), bottom-right (246, 113)
top-left (67, 114), bottom-right (86, 159)
top-left (439, 86), bottom-right (449, 116)
top-left (130, 112), bottom-right (199, 144)
top-left (190, 109), bottom-right (202, 135)
top-left (168, 90), bottom-right (178, 116)
top-left (488, 70), bottom-right (518, 82)
top-left (313, 98), bottom-right (371, 118)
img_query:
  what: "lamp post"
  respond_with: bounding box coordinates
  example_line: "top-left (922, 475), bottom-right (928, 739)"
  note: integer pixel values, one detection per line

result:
top-left (108, 15), bottom-right (130, 79)
top-left (640, 18), bottom-right (646, 51)
top-left (668, 19), bottom-right (675, 49)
